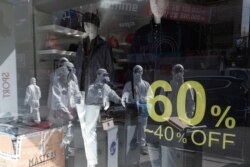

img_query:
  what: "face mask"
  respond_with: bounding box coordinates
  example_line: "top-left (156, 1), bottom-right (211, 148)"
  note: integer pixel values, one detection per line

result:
top-left (99, 73), bottom-right (109, 83)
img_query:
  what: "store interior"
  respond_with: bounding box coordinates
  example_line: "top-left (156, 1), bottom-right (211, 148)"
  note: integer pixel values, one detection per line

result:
top-left (0, 0), bottom-right (250, 167)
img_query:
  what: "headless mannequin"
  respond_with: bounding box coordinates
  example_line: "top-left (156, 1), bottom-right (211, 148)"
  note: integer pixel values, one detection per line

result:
top-left (150, 0), bottom-right (169, 24)
top-left (129, 0), bottom-right (181, 83)
top-left (138, 0), bottom-right (174, 166)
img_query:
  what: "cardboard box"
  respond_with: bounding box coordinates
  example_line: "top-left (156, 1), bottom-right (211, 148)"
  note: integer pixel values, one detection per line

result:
top-left (169, 117), bottom-right (191, 131)
top-left (0, 126), bottom-right (65, 167)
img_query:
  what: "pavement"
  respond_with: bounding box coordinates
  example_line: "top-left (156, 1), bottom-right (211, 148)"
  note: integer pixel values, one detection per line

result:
top-left (65, 124), bottom-right (250, 167)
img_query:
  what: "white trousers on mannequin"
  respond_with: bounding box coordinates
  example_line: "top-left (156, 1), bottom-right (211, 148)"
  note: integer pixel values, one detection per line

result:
top-left (32, 108), bottom-right (41, 123)
top-left (77, 102), bottom-right (100, 166)
top-left (137, 116), bottom-right (148, 146)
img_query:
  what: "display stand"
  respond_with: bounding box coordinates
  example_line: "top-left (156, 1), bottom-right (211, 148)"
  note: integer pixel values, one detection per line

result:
top-left (161, 117), bottom-right (205, 167)
top-left (115, 108), bottom-right (141, 167)
top-left (67, 122), bottom-right (118, 167)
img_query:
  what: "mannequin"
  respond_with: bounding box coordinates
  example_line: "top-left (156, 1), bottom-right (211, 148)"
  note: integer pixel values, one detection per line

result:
top-left (24, 77), bottom-right (41, 124)
top-left (80, 68), bottom-right (120, 167)
top-left (74, 12), bottom-right (114, 96)
top-left (168, 64), bottom-right (195, 118)
top-left (47, 57), bottom-right (69, 120)
top-left (121, 65), bottom-right (153, 155)
top-left (74, 12), bottom-right (115, 167)
top-left (51, 61), bottom-right (81, 146)
top-left (150, 0), bottom-right (169, 24)
top-left (129, 0), bottom-right (181, 82)
top-left (160, 64), bottom-right (195, 167)
top-left (128, 0), bottom-right (181, 166)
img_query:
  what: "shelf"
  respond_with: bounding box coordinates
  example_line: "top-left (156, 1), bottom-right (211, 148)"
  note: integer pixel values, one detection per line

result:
top-left (37, 49), bottom-right (76, 56)
top-left (37, 25), bottom-right (86, 38)
top-left (120, 42), bottom-right (132, 47)
top-left (114, 83), bottom-right (124, 88)
top-left (116, 58), bottom-right (129, 63)
top-left (34, 0), bottom-right (100, 14)
top-left (114, 66), bottom-right (124, 70)
top-left (112, 48), bottom-right (125, 54)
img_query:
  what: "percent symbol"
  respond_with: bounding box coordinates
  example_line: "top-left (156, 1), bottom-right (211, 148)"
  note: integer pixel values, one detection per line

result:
top-left (176, 132), bottom-right (187, 143)
top-left (210, 105), bottom-right (236, 129)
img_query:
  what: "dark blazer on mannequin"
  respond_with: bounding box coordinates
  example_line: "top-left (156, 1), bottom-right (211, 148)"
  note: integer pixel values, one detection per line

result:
top-left (74, 35), bottom-right (114, 102)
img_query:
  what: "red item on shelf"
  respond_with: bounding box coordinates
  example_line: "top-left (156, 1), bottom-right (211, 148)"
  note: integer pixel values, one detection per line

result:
top-left (125, 33), bottom-right (134, 44)
top-left (33, 121), bottom-right (52, 129)
top-left (108, 36), bottom-right (119, 48)
top-left (45, 33), bottom-right (61, 50)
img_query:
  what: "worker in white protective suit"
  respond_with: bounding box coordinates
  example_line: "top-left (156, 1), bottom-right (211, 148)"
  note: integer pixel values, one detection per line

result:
top-left (51, 61), bottom-right (81, 146)
top-left (121, 65), bottom-right (153, 155)
top-left (47, 57), bottom-right (69, 111)
top-left (161, 64), bottom-right (196, 167)
top-left (78, 68), bottom-right (120, 167)
top-left (24, 77), bottom-right (41, 124)
top-left (168, 64), bottom-right (195, 118)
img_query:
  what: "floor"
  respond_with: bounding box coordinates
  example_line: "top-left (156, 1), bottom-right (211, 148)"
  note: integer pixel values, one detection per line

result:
top-left (65, 125), bottom-right (249, 167)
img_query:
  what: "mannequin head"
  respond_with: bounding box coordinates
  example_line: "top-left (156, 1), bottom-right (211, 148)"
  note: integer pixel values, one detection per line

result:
top-left (172, 64), bottom-right (184, 83)
top-left (84, 22), bottom-right (98, 36)
top-left (96, 68), bottom-right (110, 83)
top-left (57, 61), bottom-right (75, 84)
top-left (133, 65), bottom-right (143, 82)
top-left (58, 57), bottom-right (69, 68)
top-left (83, 12), bottom-right (100, 40)
top-left (150, 0), bottom-right (169, 22)
top-left (64, 61), bottom-right (74, 72)
top-left (30, 77), bottom-right (36, 85)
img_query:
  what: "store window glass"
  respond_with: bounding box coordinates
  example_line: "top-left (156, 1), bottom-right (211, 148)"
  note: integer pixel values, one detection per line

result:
top-left (0, 0), bottom-right (250, 167)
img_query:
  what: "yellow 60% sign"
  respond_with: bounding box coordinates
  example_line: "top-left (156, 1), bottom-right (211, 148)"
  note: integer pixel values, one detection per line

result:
top-left (147, 80), bottom-right (236, 128)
